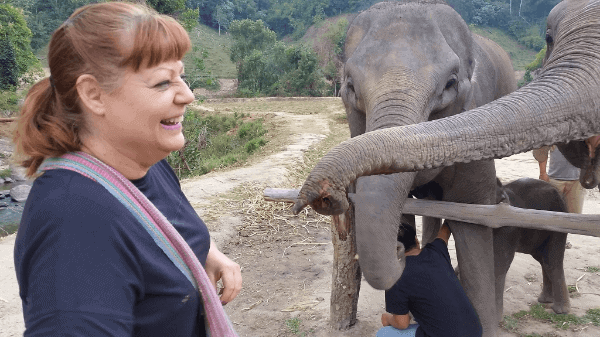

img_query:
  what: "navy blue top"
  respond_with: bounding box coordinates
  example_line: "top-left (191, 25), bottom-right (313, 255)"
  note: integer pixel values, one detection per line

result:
top-left (15, 160), bottom-right (210, 337)
top-left (385, 239), bottom-right (482, 337)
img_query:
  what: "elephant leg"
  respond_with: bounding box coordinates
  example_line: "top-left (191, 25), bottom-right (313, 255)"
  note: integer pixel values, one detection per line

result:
top-left (449, 221), bottom-right (497, 337)
top-left (544, 234), bottom-right (570, 314)
top-left (492, 227), bottom-right (517, 323)
top-left (531, 250), bottom-right (554, 304)
top-left (421, 216), bottom-right (441, 245)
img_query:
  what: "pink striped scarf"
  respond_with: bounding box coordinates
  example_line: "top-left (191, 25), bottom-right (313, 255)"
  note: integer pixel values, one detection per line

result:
top-left (39, 152), bottom-right (238, 337)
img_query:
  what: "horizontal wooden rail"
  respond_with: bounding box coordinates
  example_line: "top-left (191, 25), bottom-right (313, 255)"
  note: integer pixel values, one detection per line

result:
top-left (264, 188), bottom-right (600, 237)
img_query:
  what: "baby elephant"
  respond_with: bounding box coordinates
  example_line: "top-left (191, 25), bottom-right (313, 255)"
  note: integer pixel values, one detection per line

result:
top-left (494, 177), bottom-right (570, 314)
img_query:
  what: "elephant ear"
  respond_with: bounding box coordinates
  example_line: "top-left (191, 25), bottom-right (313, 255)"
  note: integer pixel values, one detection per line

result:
top-left (435, 4), bottom-right (476, 81)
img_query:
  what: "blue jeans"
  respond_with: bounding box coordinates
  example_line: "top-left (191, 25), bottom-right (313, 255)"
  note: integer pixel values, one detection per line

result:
top-left (376, 324), bottom-right (419, 337)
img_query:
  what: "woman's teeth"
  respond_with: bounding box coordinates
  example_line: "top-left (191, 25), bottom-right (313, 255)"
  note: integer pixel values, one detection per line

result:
top-left (161, 116), bottom-right (183, 125)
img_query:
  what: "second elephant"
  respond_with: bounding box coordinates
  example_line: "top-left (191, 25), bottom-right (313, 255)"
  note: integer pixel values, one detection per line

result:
top-left (494, 178), bottom-right (570, 315)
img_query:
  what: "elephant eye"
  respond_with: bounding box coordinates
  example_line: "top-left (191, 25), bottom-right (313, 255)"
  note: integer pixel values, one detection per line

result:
top-left (444, 78), bottom-right (457, 90)
top-left (546, 33), bottom-right (553, 45)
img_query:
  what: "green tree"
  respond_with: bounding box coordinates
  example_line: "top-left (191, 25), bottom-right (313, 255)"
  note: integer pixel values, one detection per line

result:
top-left (0, 36), bottom-right (18, 89)
top-left (214, 0), bottom-right (233, 34)
top-left (229, 19), bottom-right (276, 63)
top-left (147, 0), bottom-right (185, 14)
top-left (22, 0), bottom-right (92, 51)
top-left (275, 45), bottom-right (326, 96)
top-left (0, 3), bottom-right (40, 79)
top-left (180, 7), bottom-right (199, 31)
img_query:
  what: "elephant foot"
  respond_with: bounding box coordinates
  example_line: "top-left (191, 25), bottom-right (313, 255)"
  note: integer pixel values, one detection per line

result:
top-left (551, 302), bottom-right (571, 315)
top-left (537, 292), bottom-right (553, 304)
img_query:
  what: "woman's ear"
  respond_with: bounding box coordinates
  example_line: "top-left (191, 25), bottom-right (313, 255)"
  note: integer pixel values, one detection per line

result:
top-left (76, 74), bottom-right (106, 116)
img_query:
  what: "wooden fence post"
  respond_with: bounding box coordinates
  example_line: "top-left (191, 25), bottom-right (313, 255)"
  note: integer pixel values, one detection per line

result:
top-left (264, 187), bottom-right (362, 330)
top-left (329, 182), bottom-right (361, 329)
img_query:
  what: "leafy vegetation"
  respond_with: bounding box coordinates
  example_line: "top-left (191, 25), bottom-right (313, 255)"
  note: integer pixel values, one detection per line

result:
top-left (147, 0), bottom-right (185, 14)
top-left (0, 168), bottom-right (11, 178)
top-left (518, 45), bottom-right (547, 87)
top-left (166, 108), bottom-right (267, 179)
top-left (229, 19), bottom-right (326, 97)
top-left (0, 3), bottom-right (41, 84)
top-left (180, 7), bottom-right (200, 32)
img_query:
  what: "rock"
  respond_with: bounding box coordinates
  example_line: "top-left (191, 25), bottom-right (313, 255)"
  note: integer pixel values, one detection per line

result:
top-left (9, 164), bottom-right (28, 182)
top-left (0, 190), bottom-right (9, 199)
top-left (10, 184), bottom-right (32, 202)
top-left (4, 177), bottom-right (13, 183)
top-left (0, 177), bottom-right (3, 184)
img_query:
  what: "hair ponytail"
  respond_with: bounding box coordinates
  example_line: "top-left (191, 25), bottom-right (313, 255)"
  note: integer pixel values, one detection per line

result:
top-left (14, 77), bottom-right (81, 177)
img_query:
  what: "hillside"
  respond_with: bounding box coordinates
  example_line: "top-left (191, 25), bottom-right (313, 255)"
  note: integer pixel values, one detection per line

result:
top-left (185, 24), bottom-right (237, 79)
top-left (469, 25), bottom-right (538, 71)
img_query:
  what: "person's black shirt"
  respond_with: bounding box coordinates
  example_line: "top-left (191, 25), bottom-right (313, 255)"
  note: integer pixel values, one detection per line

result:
top-left (385, 238), bottom-right (483, 337)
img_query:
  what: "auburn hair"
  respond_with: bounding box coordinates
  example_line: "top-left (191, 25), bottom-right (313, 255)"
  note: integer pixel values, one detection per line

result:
top-left (13, 1), bottom-right (191, 177)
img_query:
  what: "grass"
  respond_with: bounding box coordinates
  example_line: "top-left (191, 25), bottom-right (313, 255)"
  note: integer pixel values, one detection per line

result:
top-left (197, 99), bottom-right (339, 116)
top-left (0, 222), bottom-right (19, 238)
top-left (586, 266), bottom-right (600, 273)
top-left (0, 168), bottom-right (11, 178)
top-left (184, 24), bottom-right (236, 79)
top-left (503, 303), bottom-right (600, 332)
top-left (469, 25), bottom-right (539, 71)
top-left (284, 317), bottom-right (315, 337)
top-left (166, 107), bottom-right (267, 179)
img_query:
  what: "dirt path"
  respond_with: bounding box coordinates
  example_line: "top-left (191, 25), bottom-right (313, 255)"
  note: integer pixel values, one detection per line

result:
top-left (1, 97), bottom-right (599, 337)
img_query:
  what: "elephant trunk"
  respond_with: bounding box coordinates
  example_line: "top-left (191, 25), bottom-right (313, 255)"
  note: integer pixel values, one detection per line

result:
top-left (349, 173), bottom-right (416, 290)
top-left (293, 65), bottom-right (600, 215)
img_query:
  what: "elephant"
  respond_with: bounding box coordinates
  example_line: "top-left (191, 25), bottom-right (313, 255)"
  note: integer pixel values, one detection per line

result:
top-left (409, 177), bottom-right (571, 315)
top-left (292, 0), bottom-right (600, 336)
top-left (304, 0), bottom-right (517, 334)
top-left (495, 178), bottom-right (570, 315)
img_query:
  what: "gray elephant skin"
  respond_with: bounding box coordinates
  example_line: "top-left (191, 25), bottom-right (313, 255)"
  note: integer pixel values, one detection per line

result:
top-left (293, 0), bottom-right (600, 336)
top-left (495, 178), bottom-right (570, 315)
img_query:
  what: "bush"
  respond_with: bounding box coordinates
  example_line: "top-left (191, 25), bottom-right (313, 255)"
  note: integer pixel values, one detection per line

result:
top-left (180, 8), bottom-right (199, 32)
top-left (166, 109), bottom-right (268, 178)
top-left (0, 89), bottom-right (20, 115)
top-left (147, 0), bottom-right (185, 14)
top-left (525, 46), bottom-right (547, 71)
top-left (0, 37), bottom-right (18, 90)
top-left (0, 4), bottom-right (41, 80)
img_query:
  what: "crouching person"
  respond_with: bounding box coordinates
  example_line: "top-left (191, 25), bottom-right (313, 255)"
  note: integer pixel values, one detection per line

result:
top-left (377, 222), bottom-right (482, 337)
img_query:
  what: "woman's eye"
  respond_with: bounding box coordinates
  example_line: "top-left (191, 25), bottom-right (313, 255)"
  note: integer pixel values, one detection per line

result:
top-left (155, 80), bottom-right (171, 89)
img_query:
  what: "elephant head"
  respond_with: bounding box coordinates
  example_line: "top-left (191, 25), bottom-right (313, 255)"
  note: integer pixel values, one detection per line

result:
top-left (293, 0), bottom-right (600, 289)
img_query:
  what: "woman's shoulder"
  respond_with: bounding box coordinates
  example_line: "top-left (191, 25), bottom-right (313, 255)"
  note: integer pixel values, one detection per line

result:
top-left (21, 169), bottom-right (135, 236)
top-left (29, 169), bottom-right (120, 208)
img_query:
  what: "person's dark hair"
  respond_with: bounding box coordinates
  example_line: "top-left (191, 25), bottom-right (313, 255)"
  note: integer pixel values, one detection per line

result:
top-left (397, 222), bottom-right (418, 251)
top-left (13, 1), bottom-right (191, 177)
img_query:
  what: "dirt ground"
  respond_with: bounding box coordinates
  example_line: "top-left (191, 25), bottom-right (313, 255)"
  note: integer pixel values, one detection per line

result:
top-left (1, 97), bottom-right (599, 337)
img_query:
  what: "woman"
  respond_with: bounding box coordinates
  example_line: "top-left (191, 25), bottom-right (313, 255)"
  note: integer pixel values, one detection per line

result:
top-left (13, 2), bottom-right (240, 336)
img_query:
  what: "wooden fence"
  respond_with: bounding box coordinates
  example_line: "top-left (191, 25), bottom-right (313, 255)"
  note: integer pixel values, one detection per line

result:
top-left (264, 187), bottom-right (600, 330)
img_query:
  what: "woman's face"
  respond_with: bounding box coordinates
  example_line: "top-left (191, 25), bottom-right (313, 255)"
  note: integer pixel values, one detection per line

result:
top-left (100, 60), bottom-right (194, 165)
